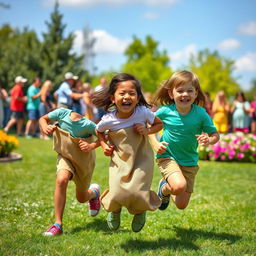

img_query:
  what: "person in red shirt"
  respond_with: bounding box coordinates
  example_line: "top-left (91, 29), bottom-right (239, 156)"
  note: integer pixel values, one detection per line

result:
top-left (4, 76), bottom-right (27, 136)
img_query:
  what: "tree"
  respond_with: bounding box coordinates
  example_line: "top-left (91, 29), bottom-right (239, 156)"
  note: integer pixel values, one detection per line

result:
top-left (122, 35), bottom-right (172, 93)
top-left (0, 24), bottom-right (41, 89)
top-left (40, 1), bottom-right (85, 88)
top-left (189, 49), bottom-right (240, 98)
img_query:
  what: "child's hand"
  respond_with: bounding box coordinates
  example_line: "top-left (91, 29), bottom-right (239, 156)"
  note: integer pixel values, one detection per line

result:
top-left (154, 141), bottom-right (169, 154)
top-left (133, 123), bottom-right (148, 135)
top-left (78, 140), bottom-right (93, 152)
top-left (196, 133), bottom-right (210, 146)
top-left (102, 144), bottom-right (115, 156)
top-left (43, 124), bottom-right (57, 135)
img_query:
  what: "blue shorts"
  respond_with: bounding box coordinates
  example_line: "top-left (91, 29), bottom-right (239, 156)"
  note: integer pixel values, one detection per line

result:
top-left (27, 109), bottom-right (40, 120)
top-left (11, 111), bottom-right (24, 120)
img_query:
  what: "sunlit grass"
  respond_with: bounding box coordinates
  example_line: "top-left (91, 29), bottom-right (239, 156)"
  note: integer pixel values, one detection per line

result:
top-left (0, 137), bottom-right (255, 256)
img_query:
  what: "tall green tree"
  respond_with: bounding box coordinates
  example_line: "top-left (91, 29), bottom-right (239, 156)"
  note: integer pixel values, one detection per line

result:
top-left (40, 2), bottom-right (85, 88)
top-left (189, 49), bottom-right (240, 98)
top-left (0, 24), bottom-right (41, 89)
top-left (122, 35), bottom-right (172, 93)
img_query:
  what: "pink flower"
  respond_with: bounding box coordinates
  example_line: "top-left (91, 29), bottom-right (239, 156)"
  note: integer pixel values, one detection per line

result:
top-left (237, 153), bottom-right (244, 159)
top-left (221, 155), bottom-right (226, 160)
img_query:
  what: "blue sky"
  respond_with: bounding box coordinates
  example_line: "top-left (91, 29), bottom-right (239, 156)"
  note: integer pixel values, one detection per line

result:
top-left (1, 0), bottom-right (256, 90)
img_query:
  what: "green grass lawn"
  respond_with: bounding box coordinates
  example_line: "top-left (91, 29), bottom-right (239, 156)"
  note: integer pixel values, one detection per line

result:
top-left (0, 137), bottom-right (255, 256)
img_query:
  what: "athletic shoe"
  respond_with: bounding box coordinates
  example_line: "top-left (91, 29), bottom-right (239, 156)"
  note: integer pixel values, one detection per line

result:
top-left (107, 212), bottom-right (121, 231)
top-left (131, 212), bottom-right (146, 232)
top-left (43, 224), bottom-right (63, 236)
top-left (157, 179), bottom-right (170, 210)
top-left (88, 184), bottom-right (101, 217)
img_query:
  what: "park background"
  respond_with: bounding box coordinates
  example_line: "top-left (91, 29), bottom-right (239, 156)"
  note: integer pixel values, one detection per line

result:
top-left (0, 0), bottom-right (256, 97)
top-left (0, 0), bottom-right (256, 255)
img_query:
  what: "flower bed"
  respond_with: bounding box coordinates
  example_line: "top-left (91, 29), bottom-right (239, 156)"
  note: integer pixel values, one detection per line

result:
top-left (198, 132), bottom-right (256, 163)
top-left (0, 130), bottom-right (19, 157)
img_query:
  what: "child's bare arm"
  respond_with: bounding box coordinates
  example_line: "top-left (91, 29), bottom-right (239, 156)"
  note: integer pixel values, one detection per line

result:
top-left (196, 131), bottom-right (220, 146)
top-left (39, 115), bottom-right (57, 135)
top-left (134, 116), bottom-right (163, 135)
top-left (78, 139), bottom-right (100, 152)
top-left (148, 133), bottom-right (168, 154)
top-left (96, 130), bottom-right (114, 156)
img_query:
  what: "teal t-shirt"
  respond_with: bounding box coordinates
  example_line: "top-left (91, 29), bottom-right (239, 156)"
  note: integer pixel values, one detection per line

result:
top-left (26, 85), bottom-right (40, 110)
top-left (48, 108), bottom-right (96, 138)
top-left (156, 104), bottom-right (217, 166)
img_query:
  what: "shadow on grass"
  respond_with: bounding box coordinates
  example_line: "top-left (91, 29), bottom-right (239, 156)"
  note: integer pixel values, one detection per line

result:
top-left (120, 226), bottom-right (242, 252)
top-left (69, 218), bottom-right (109, 234)
top-left (69, 218), bottom-right (129, 234)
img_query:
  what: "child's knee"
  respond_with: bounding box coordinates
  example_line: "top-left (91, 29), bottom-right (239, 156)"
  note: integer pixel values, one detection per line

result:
top-left (176, 201), bottom-right (189, 210)
top-left (171, 181), bottom-right (187, 195)
top-left (56, 176), bottom-right (69, 188)
top-left (76, 190), bottom-right (90, 203)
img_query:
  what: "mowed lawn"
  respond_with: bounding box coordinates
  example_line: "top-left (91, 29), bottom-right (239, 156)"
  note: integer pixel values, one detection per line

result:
top-left (0, 137), bottom-right (255, 256)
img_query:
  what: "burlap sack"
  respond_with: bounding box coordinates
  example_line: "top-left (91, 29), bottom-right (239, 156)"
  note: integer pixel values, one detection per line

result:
top-left (101, 127), bottom-right (161, 214)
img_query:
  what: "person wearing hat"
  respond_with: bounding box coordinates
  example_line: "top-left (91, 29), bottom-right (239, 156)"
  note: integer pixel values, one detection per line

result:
top-left (55, 72), bottom-right (83, 109)
top-left (4, 76), bottom-right (27, 136)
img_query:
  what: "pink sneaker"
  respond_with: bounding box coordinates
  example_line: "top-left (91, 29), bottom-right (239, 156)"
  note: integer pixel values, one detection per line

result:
top-left (88, 184), bottom-right (101, 217)
top-left (43, 224), bottom-right (63, 236)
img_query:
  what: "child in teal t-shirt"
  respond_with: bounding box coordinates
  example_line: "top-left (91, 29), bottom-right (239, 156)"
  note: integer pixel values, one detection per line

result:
top-left (149, 70), bottom-right (220, 212)
top-left (39, 108), bottom-right (101, 236)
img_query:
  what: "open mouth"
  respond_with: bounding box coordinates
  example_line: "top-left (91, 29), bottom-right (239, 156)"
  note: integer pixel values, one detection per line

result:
top-left (122, 102), bottom-right (132, 106)
top-left (179, 97), bottom-right (191, 103)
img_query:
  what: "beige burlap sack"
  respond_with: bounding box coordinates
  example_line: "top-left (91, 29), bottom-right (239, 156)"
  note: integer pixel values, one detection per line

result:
top-left (53, 127), bottom-right (96, 191)
top-left (101, 127), bottom-right (161, 214)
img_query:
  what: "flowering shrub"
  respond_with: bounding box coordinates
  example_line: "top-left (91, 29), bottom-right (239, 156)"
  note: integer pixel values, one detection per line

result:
top-left (0, 130), bottom-right (19, 157)
top-left (198, 132), bottom-right (256, 163)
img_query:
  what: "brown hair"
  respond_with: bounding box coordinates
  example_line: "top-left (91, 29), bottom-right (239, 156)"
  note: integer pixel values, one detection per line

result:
top-left (92, 73), bottom-right (151, 112)
top-left (154, 70), bottom-right (206, 107)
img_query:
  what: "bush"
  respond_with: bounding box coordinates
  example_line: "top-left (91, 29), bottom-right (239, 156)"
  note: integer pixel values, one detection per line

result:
top-left (0, 130), bottom-right (19, 157)
top-left (198, 132), bottom-right (256, 163)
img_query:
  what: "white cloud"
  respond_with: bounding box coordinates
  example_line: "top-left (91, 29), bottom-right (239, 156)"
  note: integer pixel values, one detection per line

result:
top-left (142, 12), bottom-right (159, 20)
top-left (235, 52), bottom-right (256, 72)
top-left (92, 30), bottom-right (130, 53)
top-left (44, 0), bottom-right (179, 8)
top-left (238, 21), bottom-right (256, 36)
top-left (73, 29), bottom-right (130, 54)
top-left (170, 44), bottom-right (197, 67)
top-left (217, 39), bottom-right (240, 51)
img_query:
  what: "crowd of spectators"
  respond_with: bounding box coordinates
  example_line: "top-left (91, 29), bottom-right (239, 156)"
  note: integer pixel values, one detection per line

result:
top-left (1, 75), bottom-right (256, 137)
top-left (0, 73), bottom-right (106, 138)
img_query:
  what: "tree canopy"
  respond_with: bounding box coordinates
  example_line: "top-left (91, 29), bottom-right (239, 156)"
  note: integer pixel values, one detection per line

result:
top-left (122, 35), bottom-right (172, 93)
top-left (189, 49), bottom-right (240, 98)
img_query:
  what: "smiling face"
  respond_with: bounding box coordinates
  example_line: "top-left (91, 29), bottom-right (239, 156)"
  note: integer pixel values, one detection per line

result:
top-left (111, 80), bottom-right (139, 118)
top-left (169, 82), bottom-right (198, 114)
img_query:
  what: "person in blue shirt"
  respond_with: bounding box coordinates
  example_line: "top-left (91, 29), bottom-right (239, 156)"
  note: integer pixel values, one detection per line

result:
top-left (55, 72), bottom-right (83, 109)
top-left (39, 108), bottom-right (101, 236)
top-left (25, 77), bottom-right (41, 138)
top-left (149, 70), bottom-right (220, 212)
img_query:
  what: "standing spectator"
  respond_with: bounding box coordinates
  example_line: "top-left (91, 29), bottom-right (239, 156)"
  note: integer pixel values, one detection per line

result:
top-left (250, 95), bottom-right (256, 133)
top-left (39, 80), bottom-right (56, 140)
top-left (55, 72), bottom-right (83, 109)
top-left (94, 77), bottom-right (107, 122)
top-left (0, 82), bottom-right (8, 128)
top-left (212, 91), bottom-right (230, 133)
top-left (4, 76), bottom-right (27, 136)
top-left (204, 92), bottom-right (213, 117)
top-left (80, 82), bottom-right (96, 122)
top-left (71, 78), bottom-right (83, 114)
top-left (231, 92), bottom-right (250, 133)
top-left (39, 80), bottom-right (55, 117)
top-left (25, 77), bottom-right (41, 138)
